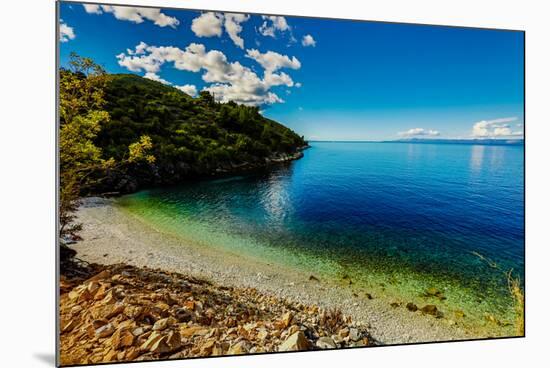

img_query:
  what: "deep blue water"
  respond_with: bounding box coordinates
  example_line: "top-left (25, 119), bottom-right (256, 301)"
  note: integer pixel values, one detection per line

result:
top-left (119, 142), bottom-right (524, 316)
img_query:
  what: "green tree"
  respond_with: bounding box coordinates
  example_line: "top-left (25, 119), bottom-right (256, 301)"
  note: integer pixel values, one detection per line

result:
top-left (59, 54), bottom-right (154, 239)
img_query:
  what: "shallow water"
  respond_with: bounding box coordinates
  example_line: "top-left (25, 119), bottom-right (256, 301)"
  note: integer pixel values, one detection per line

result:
top-left (117, 142), bottom-right (524, 334)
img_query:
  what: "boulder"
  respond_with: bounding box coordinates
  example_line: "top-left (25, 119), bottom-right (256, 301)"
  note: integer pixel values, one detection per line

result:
top-left (316, 336), bottom-right (337, 349)
top-left (278, 331), bottom-right (309, 351)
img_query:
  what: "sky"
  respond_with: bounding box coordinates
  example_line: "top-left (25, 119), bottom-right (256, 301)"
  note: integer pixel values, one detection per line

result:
top-left (59, 2), bottom-right (525, 141)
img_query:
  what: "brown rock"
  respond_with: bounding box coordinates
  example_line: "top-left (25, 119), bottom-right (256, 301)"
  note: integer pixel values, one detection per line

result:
top-left (152, 317), bottom-right (177, 331)
top-left (406, 302), bottom-right (418, 312)
top-left (316, 336), bottom-right (337, 349)
top-left (180, 326), bottom-right (208, 337)
top-left (228, 341), bottom-right (250, 355)
top-left (278, 331), bottom-right (309, 351)
top-left (95, 323), bottom-right (115, 338)
top-left (420, 305), bottom-right (438, 315)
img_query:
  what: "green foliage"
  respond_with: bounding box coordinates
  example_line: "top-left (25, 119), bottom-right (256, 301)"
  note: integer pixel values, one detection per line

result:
top-left (59, 54), bottom-right (155, 238)
top-left (95, 74), bottom-right (306, 179)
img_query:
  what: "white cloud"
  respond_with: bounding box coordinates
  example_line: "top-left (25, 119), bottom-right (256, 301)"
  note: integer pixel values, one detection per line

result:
top-left (259, 16), bottom-right (290, 37)
top-left (190, 12), bottom-right (250, 49)
top-left (59, 20), bottom-right (75, 43)
top-left (224, 13), bottom-right (249, 49)
top-left (302, 34), bottom-right (316, 47)
top-left (245, 49), bottom-right (301, 73)
top-left (295, 82), bottom-right (302, 88)
top-left (191, 12), bottom-right (223, 37)
top-left (82, 5), bottom-right (179, 28)
top-left (144, 72), bottom-right (171, 85)
top-left (175, 84), bottom-right (198, 97)
top-left (143, 72), bottom-right (197, 96)
top-left (398, 128), bottom-right (441, 137)
top-left (472, 117), bottom-right (523, 138)
top-left (117, 42), bottom-right (301, 106)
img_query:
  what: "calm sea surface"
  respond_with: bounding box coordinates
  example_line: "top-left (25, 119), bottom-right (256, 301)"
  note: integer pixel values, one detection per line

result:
top-left (118, 142), bottom-right (524, 323)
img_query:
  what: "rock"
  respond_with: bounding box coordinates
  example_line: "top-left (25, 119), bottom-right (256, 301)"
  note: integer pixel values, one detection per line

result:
top-left (316, 336), bottom-right (337, 349)
top-left (365, 293), bottom-right (373, 300)
top-left (424, 287), bottom-right (446, 300)
top-left (113, 329), bottom-right (135, 349)
top-left (338, 327), bottom-right (349, 338)
top-left (180, 326), bottom-right (208, 337)
top-left (139, 331), bottom-right (163, 352)
top-left (349, 328), bottom-right (361, 341)
top-left (390, 302), bottom-right (400, 308)
top-left (95, 323), bottom-right (115, 338)
top-left (228, 341), bottom-right (250, 355)
top-left (288, 325), bottom-right (300, 335)
top-left (332, 334), bottom-right (344, 345)
top-left (276, 311), bottom-right (293, 329)
top-left (279, 331), bottom-right (310, 351)
top-left (175, 308), bottom-right (193, 322)
top-left (420, 305), bottom-right (438, 315)
top-left (406, 302), bottom-right (418, 312)
top-left (152, 317), bottom-right (177, 331)
top-left (309, 275), bottom-right (320, 282)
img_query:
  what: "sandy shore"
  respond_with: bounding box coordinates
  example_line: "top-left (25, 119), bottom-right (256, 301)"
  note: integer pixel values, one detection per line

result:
top-left (71, 197), bottom-right (473, 345)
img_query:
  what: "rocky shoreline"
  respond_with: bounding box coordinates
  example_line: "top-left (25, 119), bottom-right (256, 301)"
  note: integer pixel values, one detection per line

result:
top-left (69, 198), bottom-right (475, 346)
top-left (60, 263), bottom-right (373, 365)
top-left (96, 145), bottom-right (310, 195)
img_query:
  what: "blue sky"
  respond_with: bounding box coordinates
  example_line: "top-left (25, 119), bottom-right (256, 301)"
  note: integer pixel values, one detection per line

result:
top-left (59, 2), bottom-right (524, 141)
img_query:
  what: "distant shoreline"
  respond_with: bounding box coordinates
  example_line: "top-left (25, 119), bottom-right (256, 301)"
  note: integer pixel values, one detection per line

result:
top-left (308, 139), bottom-right (524, 146)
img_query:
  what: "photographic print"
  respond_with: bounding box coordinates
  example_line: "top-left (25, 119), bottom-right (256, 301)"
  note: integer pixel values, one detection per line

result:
top-left (57, 1), bottom-right (525, 366)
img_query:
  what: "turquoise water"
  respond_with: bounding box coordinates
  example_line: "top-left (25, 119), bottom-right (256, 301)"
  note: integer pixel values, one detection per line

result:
top-left (117, 142), bottom-right (524, 332)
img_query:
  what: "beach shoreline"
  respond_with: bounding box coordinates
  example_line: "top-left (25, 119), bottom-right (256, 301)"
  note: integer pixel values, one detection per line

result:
top-left (67, 197), bottom-right (498, 345)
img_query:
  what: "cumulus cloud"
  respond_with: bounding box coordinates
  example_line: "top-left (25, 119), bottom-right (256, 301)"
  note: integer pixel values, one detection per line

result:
top-left (224, 13), bottom-right (250, 49)
top-left (143, 72), bottom-right (197, 97)
top-left (191, 12), bottom-right (223, 37)
top-left (175, 84), bottom-right (198, 97)
top-left (472, 117), bottom-right (523, 138)
top-left (259, 16), bottom-right (290, 37)
top-left (59, 20), bottom-right (75, 42)
top-left (190, 12), bottom-right (250, 49)
top-left (82, 4), bottom-right (179, 28)
top-left (302, 34), bottom-right (316, 47)
top-left (398, 128), bottom-right (441, 137)
top-left (117, 42), bottom-right (301, 106)
top-left (245, 49), bottom-right (301, 73)
top-left (144, 72), bottom-right (171, 85)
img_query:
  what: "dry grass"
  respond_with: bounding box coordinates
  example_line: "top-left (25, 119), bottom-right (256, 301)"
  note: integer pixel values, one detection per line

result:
top-left (472, 251), bottom-right (524, 336)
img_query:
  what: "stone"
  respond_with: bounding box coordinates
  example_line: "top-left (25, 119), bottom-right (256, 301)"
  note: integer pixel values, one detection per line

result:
top-left (180, 326), bottom-right (208, 337)
top-left (228, 341), bottom-right (250, 355)
top-left (406, 302), bottom-right (418, 312)
top-left (288, 325), bottom-right (300, 335)
top-left (420, 305), bottom-right (438, 315)
top-left (95, 323), bottom-right (115, 338)
top-left (309, 275), bottom-right (320, 282)
top-left (175, 308), bottom-right (193, 322)
top-left (281, 312), bottom-right (293, 329)
top-left (332, 334), bottom-right (344, 345)
top-left (278, 331), bottom-right (309, 351)
top-left (139, 332), bottom-right (163, 352)
top-left (152, 317), bottom-right (177, 331)
top-left (316, 336), bottom-right (337, 349)
top-left (349, 328), bottom-right (361, 341)
top-left (390, 302), bottom-right (400, 308)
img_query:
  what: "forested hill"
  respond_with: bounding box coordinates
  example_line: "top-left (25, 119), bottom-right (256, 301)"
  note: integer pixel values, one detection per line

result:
top-left (94, 74), bottom-right (308, 192)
